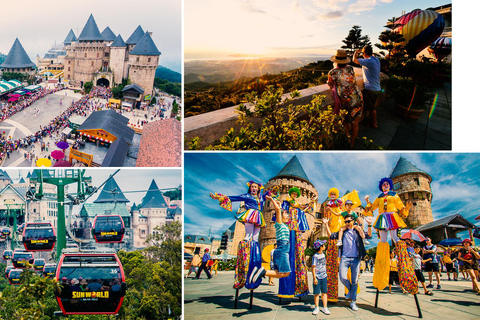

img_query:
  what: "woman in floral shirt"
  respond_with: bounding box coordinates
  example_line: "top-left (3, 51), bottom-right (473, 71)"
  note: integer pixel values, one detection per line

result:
top-left (327, 49), bottom-right (363, 148)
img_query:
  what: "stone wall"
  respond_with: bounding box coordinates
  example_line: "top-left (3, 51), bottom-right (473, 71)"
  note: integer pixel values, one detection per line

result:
top-left (109, 47), bottom-right (127, 85)
top-left (128, 54), bottom-right (159, 96)
top-left (185, 69), bottom-right (365, 148)
top-left (392, 173), bottom-right (433, 228)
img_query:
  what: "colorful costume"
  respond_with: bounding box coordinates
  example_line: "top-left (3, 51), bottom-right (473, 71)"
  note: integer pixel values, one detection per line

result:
top-left (324, 188), bottom-right (361, 302)
top-left (365, 178), bottom-right (418, 294)
top-left (278, 192), bottom-right (313, 298)
top-left (212, 181), bottom-right (270, 290)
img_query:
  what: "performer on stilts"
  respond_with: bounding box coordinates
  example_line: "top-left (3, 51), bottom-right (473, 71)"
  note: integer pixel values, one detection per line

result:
top-left (277, 187), bottom-right (315, 298)
top-left (323, 188), bottom-right (361, 302)
top-left (210, 180), bottom-right (272, 290)
top-left (364, 177), bottom-right (418, 294)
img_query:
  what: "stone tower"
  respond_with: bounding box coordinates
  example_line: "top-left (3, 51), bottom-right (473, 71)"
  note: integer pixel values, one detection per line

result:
top-left (260, 155), bottom-right (318, 251)
top-left (109, 35), bottom-right (128, 85)
top-left (390, 157), bottom-right (434, 228)
top-left (0, 38), bottom-right (36, 76)
top-left (65, 14), bottom-right (108, 85)
top-left (127, 31), bottom-right (161, 97)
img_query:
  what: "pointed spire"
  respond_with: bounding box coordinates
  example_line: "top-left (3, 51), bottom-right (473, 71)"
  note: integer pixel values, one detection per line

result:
top-left (64, 29), bottom-right (77, 45)
top-left (139, 179), bottom-right (167, 208)
top-left (94, 177), bottom-right (130, 203)
top-left (129, 32), bottom-right (161, 56)
top-left (0, 170), bottom-right (12, 182)
top-left (111, 34), bottom-right (126, 47)
top-left (0, 38), bottom-right (35, 69)
top-left (389, 157), bottom-right (430, 179)
top-left (126, 25), bottom-right (145, 45)
top-left (101, 26), bottom-right (116, 42)
top-left (78, 14), bottom-right (103, 41)
top-left (272, 155), bottom-right (310, 183)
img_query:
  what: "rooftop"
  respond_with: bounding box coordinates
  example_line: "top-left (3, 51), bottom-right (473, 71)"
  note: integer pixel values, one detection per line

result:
top-left (129, 32), bottom-right (161, 56)
top-left (101, 27), bottom-right (116, 42)
top-left (78, 14), bottom-right (103, 42)
top-left (271, 155), bottom-right (310, 183)
top-left (64, 29), bottom-right (77, 45)
top-left (0, 38), bottom-right (35, 69)
top-left (111, 35), bottom-right (126, 48)
top-left (126, 25), bottom-right (145, 45)
top-left (389, 157), bottom-right (430, 180)
top-left (93, 177), bottom-right (130, 203)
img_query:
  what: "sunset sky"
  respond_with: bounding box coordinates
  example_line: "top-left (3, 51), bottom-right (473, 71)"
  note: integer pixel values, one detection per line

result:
top-left (185, 0), bottom-right (449, 60)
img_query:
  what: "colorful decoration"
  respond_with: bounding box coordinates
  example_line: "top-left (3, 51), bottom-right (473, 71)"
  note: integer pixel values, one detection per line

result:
top-left (394, 9), bottom-right (445, 56)
top-left (428, 37), bottom-right (451, 61)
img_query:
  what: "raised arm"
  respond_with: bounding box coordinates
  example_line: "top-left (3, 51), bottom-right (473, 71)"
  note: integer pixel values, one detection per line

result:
top-left (267, 195), bottom-right (283, 224)
top-left (322, 218), bottom-right (332, 237)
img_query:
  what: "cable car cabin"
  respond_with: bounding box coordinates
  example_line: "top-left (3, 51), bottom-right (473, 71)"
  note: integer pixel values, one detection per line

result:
top-left (12, 251), bottom-right (34, 269)
top-left (3, 250), bottom-right (13, 260)
top-left (43, 264), bottom-right (56, 278)
top-left (22, 222), bottom-right (56, 251)
top-left (33, 259), bottom-right (46, 271)
top-left (92, 215), bottom-right (125, 243)
top-left (55, 252), bottom-right (126, 315)
top-left (1, 227), bottom-right (10, 236)
top-left (0, 234), bottom-right (6, 241)
top-left (8, 269), bottom-right (23, 285)
top-left (4, 266), bottom-right (13, 278)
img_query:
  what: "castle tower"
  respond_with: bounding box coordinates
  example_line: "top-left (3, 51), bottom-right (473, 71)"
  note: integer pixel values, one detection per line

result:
top-left (127, 32), bottom-right (161, 96)
top-left (70, 14), bottom-right (108, 85)
top-left (63, 30), bottom-right (77, 80)
top-left (101, 27), bottom-right (116, 45)
top-left (125, 25), bottom-right (145, 54)
top-left (110, 35), bottom-right (128, 85)
top-left (390, 157), bottom-right (434, 228)
top-left (0, 38), bottom-right (36, 77)
top-left (260, 155), bottom-right (318, 250)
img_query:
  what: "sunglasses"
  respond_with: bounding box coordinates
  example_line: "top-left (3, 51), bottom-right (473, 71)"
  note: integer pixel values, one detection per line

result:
top-left (345, 220), bottom-right (353, 223)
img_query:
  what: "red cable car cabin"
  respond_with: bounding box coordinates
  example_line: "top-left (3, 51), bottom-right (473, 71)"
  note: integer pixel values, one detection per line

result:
top-left (8, 269), bottom-right (23, 285)
top-left (4, 266), bottom-right (13, 278)
top-left (12, 251), bottom-right (34, 269)
top-left (92, 215), bottom-right (125, 243)
top-left (55, 252), bottom-right (126, 315)
top-left (33, 259), bottom-right (46, 271)
top-left (22, 222), bottom-right (56, 251)
top-left (3, 249), bottom-right (13, 260)
top-left (43, 264), bottom-right (56, 278)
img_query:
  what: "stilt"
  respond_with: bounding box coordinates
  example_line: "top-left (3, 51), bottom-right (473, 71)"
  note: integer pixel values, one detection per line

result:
top-left (234, 289), bottom-right (239, 309)
top-left (279, 297), bottom-right (282, 305)
top-left (413, 294), bottom-right (423, 318)
top-left (374, 289), bottom-right (379, 308)
top-left (298, 296), bottom-right (302, 302)
top-left (249, 290), bottom-right (254, 309)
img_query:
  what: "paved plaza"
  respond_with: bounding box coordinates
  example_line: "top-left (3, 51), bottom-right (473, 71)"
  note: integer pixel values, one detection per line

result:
top-left (185, 270), bottom-right (480, 320)
top-left (0, 84), bottom-right (177, 167)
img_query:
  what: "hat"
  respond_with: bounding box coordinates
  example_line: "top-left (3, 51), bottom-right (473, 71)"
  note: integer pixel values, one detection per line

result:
top-left (314, 240), bottom-right (327, 250)
top-left (80, 279), bottom-right (88, 285)
top-left (462, 239), bottom-right (472, 246)
top-left (345, 200), bottom-right (353, 205)
top-left (61, 277), bottom-right (67, 280)
top-left (330, 49), bottom-right (351, 64)
top-left (71, 278), bottom-right (79, 285)
top-left (205, 248), bottom-right (209, 252)
top-left (289, 187), bottom-right (301, 197)
top-left (247, 180), bottom-right (264, 193)
top-left (328, 187), bottom-right (339, 198)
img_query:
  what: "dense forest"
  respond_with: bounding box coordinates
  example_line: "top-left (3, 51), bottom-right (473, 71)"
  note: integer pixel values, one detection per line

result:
top-left (184, 60), bottom-right (334, 117)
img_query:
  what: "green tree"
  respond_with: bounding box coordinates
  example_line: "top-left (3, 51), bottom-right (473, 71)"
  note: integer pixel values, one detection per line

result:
top-left (341, 25), bottom-right (371, 56)
top-left (83, 81), bottom-right (93, 93)
top-left (375, 18), bottom-right (408, 73)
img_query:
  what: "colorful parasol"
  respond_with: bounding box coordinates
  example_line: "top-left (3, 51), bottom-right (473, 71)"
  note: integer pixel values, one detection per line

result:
top-left (36, 158), bottom-right (52, 167)
top-left (51, 150), bottom-right (65, 160)
top-left (52, 159), bottom-right (72, 167)
top-left (56, 141), bottom-right (69, 150)
top-left (401, 229), bottom-right (427, 242)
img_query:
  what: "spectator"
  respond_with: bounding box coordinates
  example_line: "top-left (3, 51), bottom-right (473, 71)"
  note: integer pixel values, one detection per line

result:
top-left (423, 237), bottom-right (441, 289)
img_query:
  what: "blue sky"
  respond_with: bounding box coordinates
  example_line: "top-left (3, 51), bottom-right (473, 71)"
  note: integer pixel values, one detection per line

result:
top-left (186, 0), bottom-right (451, 60)
top-left (184, 153), bottom-right (480, 246)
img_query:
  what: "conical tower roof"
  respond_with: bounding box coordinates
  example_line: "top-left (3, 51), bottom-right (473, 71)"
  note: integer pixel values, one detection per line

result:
top-left (78, 14), bottom-right (103, 41)
top-left (272, 155), bottom-right (310, 183)
top-left (129, 32), bottom-right (161, 56)
top-left (64, 29), bottom-right (77, 45)
top-left (101, 27), bottom-right (116, 42)
top-left (94, 177), bottom-right (130, 203)
top-left (139, 179), bottom-right (168, 208)
top-left (0, 38), bottom-right (35, 69)
top-left (126, 25), bottom-right (145, 45)
top-left (0, 170), bottom-right (12, 182)
top-left (390, 157), bottom-right (431, 180)
top-left (111, 34), bottom-right (126, 47)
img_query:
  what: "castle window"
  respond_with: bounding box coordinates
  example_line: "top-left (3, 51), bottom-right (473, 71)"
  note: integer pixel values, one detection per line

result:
top-left (393, 182), bottom-right (401, 190)
top-left (97, 53), bottom-right (99, 58)
top-left (91, 61), bottom-right (94, 66)
top-left (136, 57), bottom-right (139, 63)
top-left (414, 178), bottom-right (420, 186)
top-left (68, 61), bottom-right (70, 64)
top-left (85, 53), bottom-right (87, 58)
top-left (68, 67), bottom-right (70, 71)
top-left (148, 57), bottom-right (151, 63)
